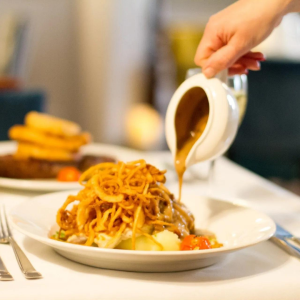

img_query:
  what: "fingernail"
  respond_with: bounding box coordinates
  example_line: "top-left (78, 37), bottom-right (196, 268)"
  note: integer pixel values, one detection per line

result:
top-left (255, 61), bottom-right (261, 69)
top-left (259, 54), bottom-right (266, 61)
top-left (203, 67), bottom-right (216, 78)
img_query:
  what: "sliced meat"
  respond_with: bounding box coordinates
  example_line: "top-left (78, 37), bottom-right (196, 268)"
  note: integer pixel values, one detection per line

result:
top-left (0, 154), bottom-right (116, 179)
top-left (78, 155), bottom-right (115, 172)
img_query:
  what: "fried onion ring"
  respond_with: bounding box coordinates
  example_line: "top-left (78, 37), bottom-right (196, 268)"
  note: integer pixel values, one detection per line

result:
top-left (9, 125), bottom-right (91, 152)
top-left (25, 111), bottom-right (81, 137)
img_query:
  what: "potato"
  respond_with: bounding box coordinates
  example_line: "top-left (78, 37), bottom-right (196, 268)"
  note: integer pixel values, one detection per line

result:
top-left (116, 230), bottom-right (181, 251)
top-left (117, 235), bottom-right (159, 251)
top-left (154, 230), bottom-right (181, 251)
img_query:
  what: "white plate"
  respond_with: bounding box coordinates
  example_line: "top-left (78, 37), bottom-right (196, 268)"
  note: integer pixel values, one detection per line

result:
top-left (0, 141), bottom-right (139, 191)
top-left (10, 190), bottom-right (276, 272)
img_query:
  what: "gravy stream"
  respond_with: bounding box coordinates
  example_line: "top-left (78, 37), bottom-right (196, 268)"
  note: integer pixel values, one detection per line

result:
top-left (174, 87), bottom-right (209, 201)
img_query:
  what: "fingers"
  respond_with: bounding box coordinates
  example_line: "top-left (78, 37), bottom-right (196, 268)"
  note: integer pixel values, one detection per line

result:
top-left (234, 57), bottom-right (261, 70)
top-left (195, 25), bottom-right (266, 78)
top-left (228, 66), bottom-right (248, 76)
top-left (194, 33), bottom-right (222, 67)
top-left (228, 52), bottom-right (265, 75)
top-left (201, 48), bottom-right (264, 77)
top-left (202, 38), bottom-right (244, 78)
top-left (194, 20), bottom-right (265, 77)
top-left (243, 51), bottom-right (266, 61)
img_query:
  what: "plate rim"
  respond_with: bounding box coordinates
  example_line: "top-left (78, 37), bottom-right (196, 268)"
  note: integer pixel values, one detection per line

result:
top-left (10, 190), bottom-right (276, 257)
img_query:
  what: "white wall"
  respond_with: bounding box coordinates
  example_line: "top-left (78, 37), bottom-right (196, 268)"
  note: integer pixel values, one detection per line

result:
top-left (75, 0), bottom-right (154, 143)
top-left (0, 0), bottom-right (79, 121)
top-left (0, 0), bottom-right (154, 144)
top-left (162, 0), bottom-right (235, 26)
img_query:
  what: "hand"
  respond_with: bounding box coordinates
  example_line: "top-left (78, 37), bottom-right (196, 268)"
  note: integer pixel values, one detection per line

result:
top-left (194, 0), bottom-right (297, 77)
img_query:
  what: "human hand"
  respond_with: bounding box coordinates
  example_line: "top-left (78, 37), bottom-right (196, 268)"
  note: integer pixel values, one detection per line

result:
top-left (194, 0), bottom-right (296, 77)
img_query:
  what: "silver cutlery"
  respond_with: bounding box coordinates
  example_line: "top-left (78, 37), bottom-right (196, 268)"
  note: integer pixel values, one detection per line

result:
top-left (0, 206), bottom-right (42, 279)
top-left (271, 223), bottom-right (300, 259)
top-left (0, 257), bottom-right (13, 281)
top-left (0, 216), bottom-right (13, 281)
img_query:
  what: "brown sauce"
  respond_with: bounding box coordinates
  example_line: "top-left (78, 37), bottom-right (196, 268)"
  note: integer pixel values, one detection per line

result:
top-left (174, 87), bottom-right (209, 201)
top-left (153, 198), bottom-right (195, 238)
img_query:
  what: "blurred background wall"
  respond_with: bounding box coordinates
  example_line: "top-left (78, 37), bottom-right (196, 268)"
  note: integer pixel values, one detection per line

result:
top-left (1, 0), bottom-right (300, 189)
top-left (0, 0), bottom-right (78, 120)
top-left (0, 0), bottom-right (236, 144)
top-left (76, 0), bottom-right (154, 143)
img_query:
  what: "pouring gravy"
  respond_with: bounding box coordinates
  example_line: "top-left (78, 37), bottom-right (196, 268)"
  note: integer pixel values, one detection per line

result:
top-left (174, 87), bottom-right (209, 201)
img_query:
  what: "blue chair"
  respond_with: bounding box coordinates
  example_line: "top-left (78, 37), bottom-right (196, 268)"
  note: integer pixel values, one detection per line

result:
top-left (0, 90), bottom-right (45, 140)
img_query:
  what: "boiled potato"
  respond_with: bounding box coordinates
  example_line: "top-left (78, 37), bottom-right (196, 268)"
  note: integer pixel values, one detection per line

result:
top-left (154, 230), bottom-right (181, 251)
top-left (116, 230), bottom-right (181, 251)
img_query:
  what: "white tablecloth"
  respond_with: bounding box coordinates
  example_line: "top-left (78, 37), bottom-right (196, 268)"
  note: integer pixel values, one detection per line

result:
top-left (1, 156), bottom-right (300, 300)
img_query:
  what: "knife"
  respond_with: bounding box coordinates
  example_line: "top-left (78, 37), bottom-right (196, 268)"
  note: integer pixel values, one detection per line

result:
top-left (271, 224), bottom-right (300, 259)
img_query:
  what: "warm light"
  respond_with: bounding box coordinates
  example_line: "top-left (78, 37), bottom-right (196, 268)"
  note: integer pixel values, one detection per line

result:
top-left (125, 103), bottom-right (163, 150)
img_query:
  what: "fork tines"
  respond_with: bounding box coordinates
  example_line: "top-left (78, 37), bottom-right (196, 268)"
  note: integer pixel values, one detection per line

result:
top-left (0, 205), bottom-right (42, 280)
top-left (0, 206), bottom-right (10, 244)
top-left (0, 206), bottom-right (13, 281)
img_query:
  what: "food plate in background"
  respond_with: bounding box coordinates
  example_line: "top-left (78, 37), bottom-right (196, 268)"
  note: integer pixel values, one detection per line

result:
top-left (10, 190), bottom-right (276, 272)
top-left (0, 141), bottom-right (139, 191)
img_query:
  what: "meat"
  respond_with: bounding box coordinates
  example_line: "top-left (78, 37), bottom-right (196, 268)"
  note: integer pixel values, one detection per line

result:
top-left (78, 155), bottom-right (114, 172)
top-left (0, 154), bottom-right (115, 179)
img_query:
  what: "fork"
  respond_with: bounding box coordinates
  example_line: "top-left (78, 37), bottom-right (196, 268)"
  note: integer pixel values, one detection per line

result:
top-left (0, 214), bottom-right (13, 281)
top-left (0, 257), bottom-right (13, 281)
top-left (0, 206), bottom-right (42, 279)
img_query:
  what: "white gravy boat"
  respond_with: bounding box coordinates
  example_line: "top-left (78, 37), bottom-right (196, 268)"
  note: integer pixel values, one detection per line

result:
top-left (165, 70), bottom-right (239, 169)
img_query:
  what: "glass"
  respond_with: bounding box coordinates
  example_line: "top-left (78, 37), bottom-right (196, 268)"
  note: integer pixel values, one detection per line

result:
top-left (228, 74), bottom-right (248, 125)
top-left (185, 69), bottom-right (248, 195)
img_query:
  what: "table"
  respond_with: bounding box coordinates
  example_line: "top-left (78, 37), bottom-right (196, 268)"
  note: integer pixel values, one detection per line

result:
top-left (1, 155), bottom-right (300, 300)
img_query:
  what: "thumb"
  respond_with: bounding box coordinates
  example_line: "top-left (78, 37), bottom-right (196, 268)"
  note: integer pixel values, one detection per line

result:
top-left (203, 41), bottom-right (244, 78)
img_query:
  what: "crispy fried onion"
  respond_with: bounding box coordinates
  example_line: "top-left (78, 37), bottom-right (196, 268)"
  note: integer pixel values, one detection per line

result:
top-left (56, 160), bottom-right (195, 249)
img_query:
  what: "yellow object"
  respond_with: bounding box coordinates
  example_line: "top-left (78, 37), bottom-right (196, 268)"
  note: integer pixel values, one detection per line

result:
top-left (125, 103), bottom-right (163, 150)
top-left (15, 143), bottom-right (76, 161)
top-left (117, 230), bottom-right (181, 251)
top-left (9, 111), bottom-right (91, 162)
top-left (169, 25), bottom-right (204, 84)
top-left (9, 125), bottom-right (90, 152)
top-left (25, 111), bottom-right (81, 137)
